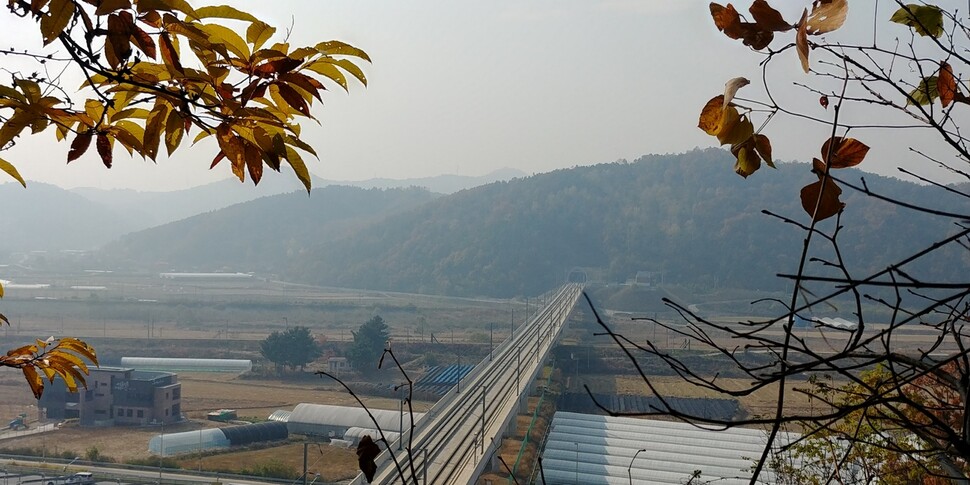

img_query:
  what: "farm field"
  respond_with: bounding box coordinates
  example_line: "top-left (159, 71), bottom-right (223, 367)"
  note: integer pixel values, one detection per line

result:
top-left (0, 371), bottom-right (436, 482)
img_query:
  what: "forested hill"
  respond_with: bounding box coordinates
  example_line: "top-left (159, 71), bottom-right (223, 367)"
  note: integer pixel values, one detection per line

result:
top-left (105, 149), bottom-right (969, 298)
top-left (284, 149), bottom-right (969, 297)
top-left (103, 185), bottom-right (439, 271)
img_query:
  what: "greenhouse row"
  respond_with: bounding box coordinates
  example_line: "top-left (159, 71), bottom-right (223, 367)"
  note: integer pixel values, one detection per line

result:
top-left (120, 357), bottom-right (253, 373)
top-left (541, 411), bottom-right (798, 485)
top-left (148, 422), bottom-right (287, 457)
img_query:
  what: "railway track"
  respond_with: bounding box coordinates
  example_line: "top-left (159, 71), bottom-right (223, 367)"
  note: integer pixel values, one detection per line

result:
top-left (359, 283), bottom-right (583, 484)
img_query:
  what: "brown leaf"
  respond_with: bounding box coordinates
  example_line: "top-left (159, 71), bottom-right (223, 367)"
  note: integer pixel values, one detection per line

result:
top-left (275, 82), bottom-right (310, 116)
top-left (94, 0), bottom-right (131, 16)
top-left (40, 0), bottom-right (74, 45)
top-left (821, 136), bottom-right (869, 168)
top-left (938, 61), bottom-right (957, 108)
top-left (279, 72), bottom-right (325, 102)
top-left (130, 25), bottom-right (157, 60)
top-left (245, 142), bottom-right (263, 185)
top-left (812, 157), bottom-right (826, 176)
top-left (800, 178), bottom-right (844, 222)
top-left (740, 24), bottom-right (773, 50)
top-left (96, 133), bottom-right (112, 168)
top-left (806, 0), bottom-right (847, 35)
top-left (710, 3), bottom-right (744, 39)
top-left (67, 132), bottom-right (92, 163)
top-left (106, 13), bottom-right (135, 68)
top-left (253, 57), bottom-right (303, 78)
top-left (753, 134), bottom-right (774, 168)
top-left (210, 151), bottom-right (226, 169)
top-left (750, 0), bottom-right (792, 32)
top-left (698, 95), bottom-right (726, 136)
top-left (22, 366), bottom-right (44, 399)
top-left (796, 8), bottom-right (809, 72)
top-left (158, 33), bottom-right (184, 74)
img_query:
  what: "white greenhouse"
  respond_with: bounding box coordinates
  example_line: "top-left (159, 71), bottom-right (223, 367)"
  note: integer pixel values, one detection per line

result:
top-left (121, 357), bottom-right (253, 373)
top-left (286, 403), bottom-right (424, 439)
top-left (148, 428), bottom-right (229, 457)
top-left (541, 411), bottom-right (798, 485)
top-left (149, 422), bottom-right (288, 457)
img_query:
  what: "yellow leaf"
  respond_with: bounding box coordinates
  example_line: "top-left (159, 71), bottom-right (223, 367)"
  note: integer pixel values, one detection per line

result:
top-left (0, 111), bottom-right (36, 148)
top-left (306, 60), bottom-right (348, 91)
top-left (165, 112), bottom-right (184, 156)
top-left (698, 95), bottom-right (725, 136)
top-left (0, 280), bottom-right (3, 298)
top-left (733, 145), bottom-right (762, 178)
top-left (22, 366), bottom-right (44, 399)
top-left (0, 156), bottom-right (27, 187)
top-left (197, 23), bottom-right (251, 60)
top-left (14, 79), bottom-right (41, 103)
top-left (315, 40), bottom-right (371, 62)
top-left (247, 21), bottom-right (276, 51)
top-left (136, 0), bottom-right (196, 18)
top-left (330, 58), bottom-right (368, 87)
top-left (143, 100), bottom-right (171, 160)
top-left (57, 338), bottom-right (98, 365)
top-left (284, 145), bottom-right (311, 193)
top-left (40, 0), bottom-right (74, 45)
top-left (190, 5), bottom-right (258, 22)
top-left (111, 121), bottom-right (146, 155)
top-left (717, 108), bottom-right (753, 146)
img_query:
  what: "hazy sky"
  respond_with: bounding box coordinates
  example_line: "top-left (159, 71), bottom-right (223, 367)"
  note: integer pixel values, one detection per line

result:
top-left (0, 1), bottom-right (963, 191)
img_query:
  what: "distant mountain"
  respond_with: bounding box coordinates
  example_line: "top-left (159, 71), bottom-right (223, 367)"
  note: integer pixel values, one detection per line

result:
top-left (103, 149), bottom-right (970, 298)
top-left (71, 168), bottom-right (525, 230)
top-left (0, 182), bottom-right (136, 253)
top-left (102, 185), bottom-right (439, 271)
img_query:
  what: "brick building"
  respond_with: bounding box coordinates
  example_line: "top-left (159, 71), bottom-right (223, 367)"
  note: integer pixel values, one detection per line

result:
top-left (39, 367), bottom-right (182, 426)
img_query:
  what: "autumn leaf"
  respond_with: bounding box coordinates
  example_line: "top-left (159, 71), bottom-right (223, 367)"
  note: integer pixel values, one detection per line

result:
top-left (753, 134), bottom-right (774, 168)
top-left (749, 0), bottom-right (791, 32)
top-left (796, 8), bottom-right (810, 72)
top-left (96, 133), bottom-right (112, 168)
top-left (890, 4), bottom-right (944, 38)
top-left (40, 0), bottom-right (75, 45)
top-left (819, 95), bottom-right (829, 109)
top-left (723, 77), bottom-right (749, 109)
top-left (938, 62), bottom-right (956, 108)
top-left (801, 178), bottom-right (844, 222)
top-left (698, 95), bottom-right (726, 136)
top-left (806, 0), bottom-right (848, 35)
top-left (733, 145), bottom-right (762, 178)
top-left (158, 32), bottom-right (184, 74)
top-left (821, 136), bottom-right (869, 168)
top-left (909, 76), bottom-right (940, 106)
top-left (717, 108), bottom-right (753, 146)
top-left (67, 132), bottom-right (93, 162)
top-left (0, 156), bottom-right (26, 187)
top-left (711, 3), bottom-right (744, 40)
top-left (94, 0), bottom-right (131, 16)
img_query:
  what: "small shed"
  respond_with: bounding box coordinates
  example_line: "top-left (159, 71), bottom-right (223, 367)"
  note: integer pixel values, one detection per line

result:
top-left (328, 357), bottom-right (350, 374)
